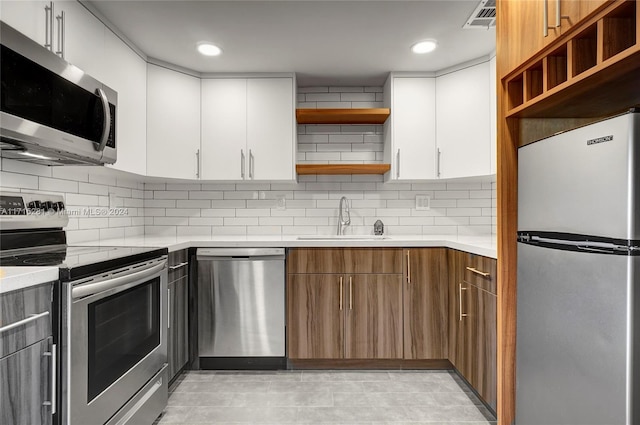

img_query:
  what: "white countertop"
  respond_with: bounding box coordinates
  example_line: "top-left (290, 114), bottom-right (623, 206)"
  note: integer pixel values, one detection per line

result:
top-left (0, 267), bottom-right (59, 295)
top-left (79, 234), bottom-right (497, 258)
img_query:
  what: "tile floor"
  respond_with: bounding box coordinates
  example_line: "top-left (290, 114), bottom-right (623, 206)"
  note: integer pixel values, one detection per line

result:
top-left (157, 370), bottom-right (496, 424)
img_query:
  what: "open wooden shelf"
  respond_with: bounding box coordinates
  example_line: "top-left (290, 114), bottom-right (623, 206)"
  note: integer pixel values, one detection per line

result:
top-left (296, 108), bottom-right (390, 124)
top-left (505, 0), bottom-right (640, 118)
top-left (296, 163), bottom-right (391, 175)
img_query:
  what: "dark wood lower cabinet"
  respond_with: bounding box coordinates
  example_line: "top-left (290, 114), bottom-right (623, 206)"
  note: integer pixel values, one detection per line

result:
top-left (449, 249), bottom-right (497, 411)
top-left (287, 274), bottom-right (344, 359)
top-left (345, 274), bottom-right (403, 359)
top-left (287, 273), bottom-right (402, 360)
top-left (404, 248), bottom-right (448, 360)
top-left (466, 283), bottom-right (497, 410)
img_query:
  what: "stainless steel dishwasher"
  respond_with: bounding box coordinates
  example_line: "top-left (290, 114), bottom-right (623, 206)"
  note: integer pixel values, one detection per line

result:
top-left (196, 248), bottom-right (285, 369)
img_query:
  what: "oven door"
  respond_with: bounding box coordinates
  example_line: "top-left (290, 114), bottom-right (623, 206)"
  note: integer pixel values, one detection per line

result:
top-left (63, 257), bottom-right (167, 425)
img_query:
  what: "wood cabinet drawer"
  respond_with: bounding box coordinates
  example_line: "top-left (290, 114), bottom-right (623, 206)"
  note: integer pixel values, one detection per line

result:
top-left (287, 248), bottom-right (402, 274)
top-left (168, 249), bottom-right (189, 282)
top-left (463, 255), bottom-right (496, 295)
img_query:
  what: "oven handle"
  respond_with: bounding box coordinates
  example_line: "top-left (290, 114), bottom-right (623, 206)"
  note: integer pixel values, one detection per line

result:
top-left (72, 261), bottom-right (166, 300)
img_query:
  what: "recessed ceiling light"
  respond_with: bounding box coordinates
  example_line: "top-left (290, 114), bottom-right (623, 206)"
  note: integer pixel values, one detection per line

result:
top-left (197, 43), bottom-right (222, 57)
top-left (411, 40), bottom-right (438, 54)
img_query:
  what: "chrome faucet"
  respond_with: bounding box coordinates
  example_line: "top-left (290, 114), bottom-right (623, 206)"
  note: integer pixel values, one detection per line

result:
top-left (337, 196), bottom-right (351, 235)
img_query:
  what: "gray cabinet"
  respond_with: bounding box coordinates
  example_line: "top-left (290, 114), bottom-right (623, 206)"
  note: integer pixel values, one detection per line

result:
top-left (168, 250), bottom-right (189, 381)
top-left (0, 338), bottom-right (53, 425)
top-left (0, 283), bottom-right (55, 425)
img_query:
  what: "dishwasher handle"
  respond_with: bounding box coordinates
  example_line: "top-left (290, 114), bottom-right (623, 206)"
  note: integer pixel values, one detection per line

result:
top-left (196, 247), bottom-right (285, 260)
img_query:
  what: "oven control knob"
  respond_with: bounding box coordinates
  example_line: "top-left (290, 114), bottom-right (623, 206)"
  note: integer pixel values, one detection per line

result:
top-left (28, 200), bottom-right (42, 210)
top-left (42, 201), bottom-right (53, 211)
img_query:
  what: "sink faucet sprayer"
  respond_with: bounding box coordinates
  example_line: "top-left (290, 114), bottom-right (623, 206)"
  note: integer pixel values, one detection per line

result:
top-left (337, 196), bottom-right (351, 235)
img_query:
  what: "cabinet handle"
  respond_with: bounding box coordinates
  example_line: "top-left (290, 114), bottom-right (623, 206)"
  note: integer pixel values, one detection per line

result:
top-left (466, 266), bottom-right (490, 277)
top-left (44, 2), bottom-right (53, 50)
top-left (249, 149), bottom-right (254, 179)
top-left (459, 283), bottom-right (468, 321)
top-left (241, 149), bottom-right (245, 179)
top-left (195, 149), bottom-right (201, 178)
top-left (349, 276), bottom-right (353, 310)
top-left (437, 148), bottom-right (442, 177)
top-left (167, 288), bottom-right (171, 329)
top-left (339, 277), bottom-right (343, 311)
top-left (169, 262), bottom-right (189, 271)
top-left (0, 311), bottom-right (49, 334)
top-left (43, 343), bottom-right (56, 414)
top-left (406, 249), bottom-right (411, 285)
top-left (396, 149), bottom-right (400, 178)
top-left (543, 0), bottom-right (549, 36)
top-left (55, 10), bottom-right (65, 58)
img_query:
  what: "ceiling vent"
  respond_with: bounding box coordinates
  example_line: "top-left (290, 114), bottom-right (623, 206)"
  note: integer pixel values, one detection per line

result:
top-left (463, 0), bottom-right (496, 29)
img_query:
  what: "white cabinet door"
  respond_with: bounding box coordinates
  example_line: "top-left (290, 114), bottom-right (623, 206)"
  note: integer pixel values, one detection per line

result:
top-left (146, 64), bottom-right (201, 179)
top-left (103, 30), bottom-right (147, 176)
top-left (246, 78), bottom-right (295, 181)
top-left (200, 79), bottom-right (247, 180)
top-left (53, 1), bottom-right (105, 80)
top-left (436, 61), bottom-right (491, 179)
top-left (390, 78), bottom-right (437, 180)
top-left (489, 56), bottom-right (497, 175)
top-left (0, 1), bottom-right (49, 47)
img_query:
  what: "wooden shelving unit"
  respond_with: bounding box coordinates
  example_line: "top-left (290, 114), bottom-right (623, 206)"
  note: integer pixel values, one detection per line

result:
top-left (296, 108), bottom-right (390, 124)
top-left (296, 163), bottom-right (391, 175)
top-left (504, 0), bottom-right (639, 118)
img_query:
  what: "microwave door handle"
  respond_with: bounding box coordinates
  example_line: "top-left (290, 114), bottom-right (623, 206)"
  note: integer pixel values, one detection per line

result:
top-left (95, 88), bottom-right (111, 152)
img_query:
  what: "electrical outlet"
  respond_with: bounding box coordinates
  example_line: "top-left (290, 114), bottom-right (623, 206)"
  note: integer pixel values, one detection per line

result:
top-left (415, 194), bottom-right (430, 211)
top-left (276, 196), bottom-right (286, 210)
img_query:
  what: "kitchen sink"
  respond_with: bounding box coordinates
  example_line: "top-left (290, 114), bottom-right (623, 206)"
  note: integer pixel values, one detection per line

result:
top-left (296, 235), bottom-right (390, 240)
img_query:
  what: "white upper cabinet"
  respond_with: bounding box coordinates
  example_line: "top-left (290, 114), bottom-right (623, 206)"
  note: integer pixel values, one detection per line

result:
top-left (246, 78), bottom-right (295, 181)
top-left (53, 1), bottom-right (105, 80)
top-left (435, 61), bottom-right (492, 179)
top-left (103, 30), bottom-right (147, 176)
top-left (147, 64), bottom-right (201, 179)
top-left (201, 79), bottom-right (247, 180)
top-left (201, 77), bottom-right (295, 181)
top-left (384, 76), bottom-right (437, 181)
top-left (0, 1), bottom-right (50, 47)
top-left (0, 1), bottom-right (105, 79)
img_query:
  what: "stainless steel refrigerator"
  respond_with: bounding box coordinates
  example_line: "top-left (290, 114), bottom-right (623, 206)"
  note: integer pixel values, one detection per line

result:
top-left (516, 109), bottom-right (639, 425)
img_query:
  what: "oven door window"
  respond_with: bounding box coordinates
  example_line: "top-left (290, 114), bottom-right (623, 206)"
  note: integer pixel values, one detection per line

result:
top-left (87, 277), bottom-right (160, 401)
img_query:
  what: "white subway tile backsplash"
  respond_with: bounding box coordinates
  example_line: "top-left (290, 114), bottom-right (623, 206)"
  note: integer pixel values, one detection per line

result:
top-left (39, 177), bottom-right (78, 193)
top-left (2, 159), bottom-right (52, 177)
top-left (340, 92), bottom-right (376, 102)
top-left (154, 190), bottom-right (188, 199)
top-left (1, 172), bottom-right (39, 189)
top-left (306, 93), bottom-right (341, 102)
top-left (224, 217), bottom-right (258, 226)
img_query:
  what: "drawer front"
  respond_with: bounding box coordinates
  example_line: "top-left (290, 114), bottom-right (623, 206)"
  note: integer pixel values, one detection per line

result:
top-left (0, 283), bottom-right (52, 358)
top-left (287, 248), bottom-right (402, 274)
top-left (168, 249), bottom-right (189, 282)
top-left (463, 255), bottom-right (497, 294)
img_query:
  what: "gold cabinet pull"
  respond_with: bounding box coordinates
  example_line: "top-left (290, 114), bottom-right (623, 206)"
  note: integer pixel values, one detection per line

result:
top-left (459, 283), bottom-right (468, 321)
top-left (339, 276), bottom-right (343, 311)
top-left (406, 249), bottom-right (411, 285)
top-left (466, 266), bottom-right (490, 277)
top-left (349, 276), bottom-right (353, 310)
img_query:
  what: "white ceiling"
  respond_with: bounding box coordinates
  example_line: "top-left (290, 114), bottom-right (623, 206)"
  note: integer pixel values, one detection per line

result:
top-left (87, 0), bottom-right (496, 86)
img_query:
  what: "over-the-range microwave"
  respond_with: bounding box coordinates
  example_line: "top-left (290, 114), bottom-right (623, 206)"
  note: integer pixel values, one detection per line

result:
top-left (0, 21), bottom-right (117, 166)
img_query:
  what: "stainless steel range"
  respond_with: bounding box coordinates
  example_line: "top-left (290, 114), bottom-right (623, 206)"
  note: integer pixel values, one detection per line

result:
top-left (0, 191), bottom-right (169, 425)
